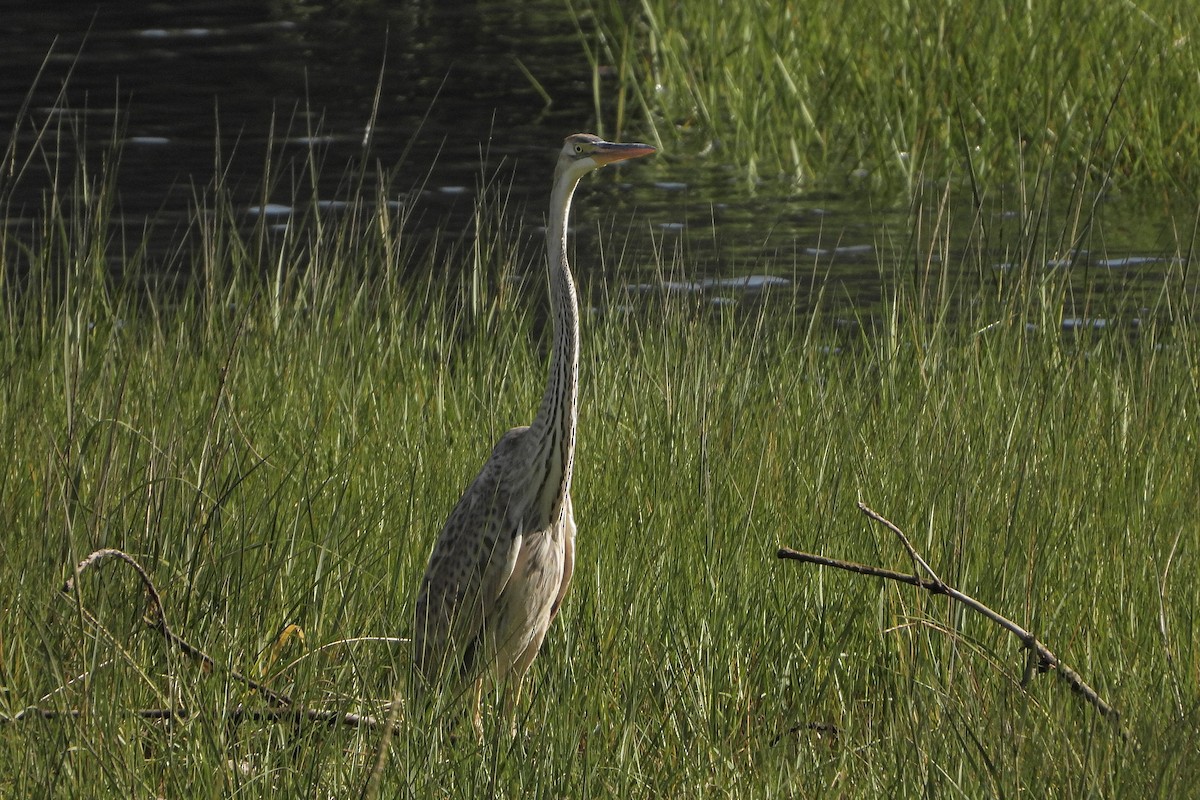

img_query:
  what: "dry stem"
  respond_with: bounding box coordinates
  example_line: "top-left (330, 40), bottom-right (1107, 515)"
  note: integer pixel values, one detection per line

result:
top-left (777, 502), bottom-right (1120, 724)
top-left (0, 548), bottom-right (397, 735)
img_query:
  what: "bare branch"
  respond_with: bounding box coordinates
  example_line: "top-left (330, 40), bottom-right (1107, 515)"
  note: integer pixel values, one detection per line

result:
top-left (64, 547), bottom-right (293, 708)
top-left (858, 502), bottom-right (943, 586)
top-left (776, 548), bottom-right (945, 593)
top-left (777, 503), bottom-right (1121, 725)
top-left (4, 705), bottom-right (396, 732)
top-left (3, 546), bottom-right (395, 734)
top-left (6, 548), bottom-right (401, 743)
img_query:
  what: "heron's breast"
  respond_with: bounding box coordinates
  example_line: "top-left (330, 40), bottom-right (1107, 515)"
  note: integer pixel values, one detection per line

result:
top-left (495, 532), bottom-right (565, 623)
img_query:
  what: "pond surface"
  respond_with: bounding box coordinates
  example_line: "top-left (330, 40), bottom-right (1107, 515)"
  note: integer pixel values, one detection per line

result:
top-left (1, 0), bottom-right (1190, 322)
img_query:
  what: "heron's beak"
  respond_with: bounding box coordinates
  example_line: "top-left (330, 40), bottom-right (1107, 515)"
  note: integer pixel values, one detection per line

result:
top-left (592, 141), bottom-right (656, 165)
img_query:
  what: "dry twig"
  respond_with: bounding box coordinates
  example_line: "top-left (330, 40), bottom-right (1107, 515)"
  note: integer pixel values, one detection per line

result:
top-left (0, 548), bottom-right (396, 734)
top-left (777, 502), bottom-right (1120, 724)
top-left (7, 705), bottom-right (388, 729)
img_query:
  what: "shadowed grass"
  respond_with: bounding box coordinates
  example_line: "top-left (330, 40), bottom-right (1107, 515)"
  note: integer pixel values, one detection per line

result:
top-left (2, 118), bottom-right (1199, 797)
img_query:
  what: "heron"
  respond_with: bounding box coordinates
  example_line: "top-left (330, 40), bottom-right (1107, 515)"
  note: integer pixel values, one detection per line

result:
top-left (413, 133), bottom-right (656, 737)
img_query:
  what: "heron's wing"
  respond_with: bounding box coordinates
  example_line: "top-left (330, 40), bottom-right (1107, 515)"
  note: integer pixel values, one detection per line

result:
top-left (414, 429), bottom-right (527, 681)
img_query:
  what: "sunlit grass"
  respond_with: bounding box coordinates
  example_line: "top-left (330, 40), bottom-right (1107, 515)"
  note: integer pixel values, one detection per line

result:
top-left (580, 0), bottom-right (1200, 193)
top-left (1, 117), bottom-right (1199, 797)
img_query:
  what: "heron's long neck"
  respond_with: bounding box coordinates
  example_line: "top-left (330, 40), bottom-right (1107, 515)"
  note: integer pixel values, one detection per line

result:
top-left (527, 174), bottom-right (581, 527)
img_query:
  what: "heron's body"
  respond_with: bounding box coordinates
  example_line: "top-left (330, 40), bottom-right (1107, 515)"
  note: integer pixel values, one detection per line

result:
top-left (413, 134), bottom-right (654, 735)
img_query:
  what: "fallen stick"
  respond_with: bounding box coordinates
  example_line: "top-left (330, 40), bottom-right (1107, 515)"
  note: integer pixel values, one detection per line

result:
top-left (63, 548), bottom-right (293, 708)
top-left (0, 548), bottom-right (398, 734)
top-left (777, 502), bottom-right (1120, 724)
top-left (4, 704), bottom-right (391, 730)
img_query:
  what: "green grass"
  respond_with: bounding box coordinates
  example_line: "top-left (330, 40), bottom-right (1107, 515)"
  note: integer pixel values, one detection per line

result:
top-left (2, 126), bottom-right (1199, 797)
top-left (579, 0), bottom-right (1200, 192)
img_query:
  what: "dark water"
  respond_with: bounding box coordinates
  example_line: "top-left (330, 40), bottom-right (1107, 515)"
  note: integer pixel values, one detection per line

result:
top-left (1, 1), bottom-right (601, 226)
top-left (0, 1), bottom-right (1190, 320)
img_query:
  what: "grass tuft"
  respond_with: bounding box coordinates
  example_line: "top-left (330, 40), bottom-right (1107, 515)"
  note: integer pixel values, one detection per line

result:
top-left (581, 0), bottom-right (1200, 193)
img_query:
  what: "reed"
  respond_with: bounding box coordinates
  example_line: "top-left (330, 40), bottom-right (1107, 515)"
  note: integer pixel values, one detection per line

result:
top-left (580, 0), bottom-right (1200, 193)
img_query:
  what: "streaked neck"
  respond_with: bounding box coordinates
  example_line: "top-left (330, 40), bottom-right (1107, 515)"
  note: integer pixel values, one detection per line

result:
top-left (526, 172), bottom-right (581, 526)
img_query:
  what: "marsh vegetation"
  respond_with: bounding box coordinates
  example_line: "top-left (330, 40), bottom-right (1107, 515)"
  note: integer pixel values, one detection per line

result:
top-left (3, 1), bottom-right (1200, 796)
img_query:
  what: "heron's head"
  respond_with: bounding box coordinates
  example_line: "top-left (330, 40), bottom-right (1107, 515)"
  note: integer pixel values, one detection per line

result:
top-left (555, 133), bottom-right (656, 185)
